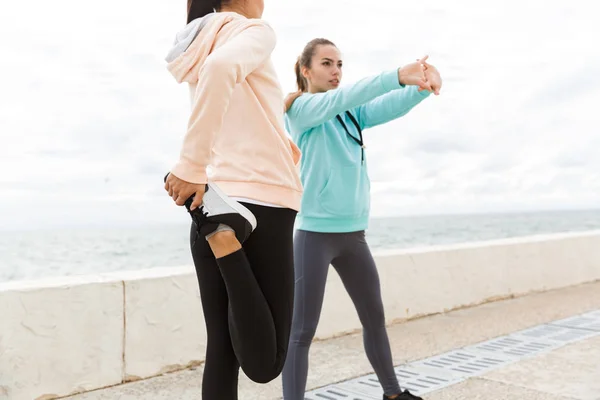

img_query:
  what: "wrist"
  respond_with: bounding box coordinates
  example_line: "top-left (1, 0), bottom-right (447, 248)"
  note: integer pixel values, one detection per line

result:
top-left (397, 67), bottom-right (407, 87)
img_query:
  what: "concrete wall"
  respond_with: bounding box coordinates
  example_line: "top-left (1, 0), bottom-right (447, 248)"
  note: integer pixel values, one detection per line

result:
top-left (0, 276), bottom-right (124, 400)
top-left (1, 231), bottom-right (599, 399)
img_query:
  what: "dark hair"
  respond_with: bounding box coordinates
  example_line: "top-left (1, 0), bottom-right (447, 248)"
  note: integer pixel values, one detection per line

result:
top-left (187, 0), bottom-right (232, 23)
top-left (294, 38), bottom-right (336, 92)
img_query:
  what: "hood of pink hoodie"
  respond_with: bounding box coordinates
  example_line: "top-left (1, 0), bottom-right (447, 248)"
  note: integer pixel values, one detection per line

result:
top-left (165, 13), bottom-right (236, 84)
top-left (165, 13), bottom-right (303, 182)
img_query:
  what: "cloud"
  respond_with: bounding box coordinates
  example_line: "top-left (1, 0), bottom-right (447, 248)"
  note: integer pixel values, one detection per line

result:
top-left (407, 136), bottom-right (476, 155)
top-left (1, 0), bottom-right (599, 229)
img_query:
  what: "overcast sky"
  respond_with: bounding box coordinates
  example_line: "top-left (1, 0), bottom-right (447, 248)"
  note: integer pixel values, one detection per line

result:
top-left (1, 0), bottom-right (599, 230)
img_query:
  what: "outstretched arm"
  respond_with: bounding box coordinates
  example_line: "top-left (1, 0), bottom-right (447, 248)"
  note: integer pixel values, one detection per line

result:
top-left (357, 86), bottom-right (431, 129)
top-left (357, 60), bottom-right (442, 129)
top-left (286, 71), bottom-right (402, 132)
top-left (287, 59), bottom-right (431, 132)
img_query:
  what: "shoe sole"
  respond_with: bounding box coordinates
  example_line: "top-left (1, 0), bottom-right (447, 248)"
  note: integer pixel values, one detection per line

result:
top-left (207, 182), bottom-right (258, 232)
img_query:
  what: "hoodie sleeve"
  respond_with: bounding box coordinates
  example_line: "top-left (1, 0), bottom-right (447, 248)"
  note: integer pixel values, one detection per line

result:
top-left (171, 21), bottom-right (276, 184)
top-left (356, 85), bottom-right (431, 129)
top-left (286, 70), bottom-right (401, 133)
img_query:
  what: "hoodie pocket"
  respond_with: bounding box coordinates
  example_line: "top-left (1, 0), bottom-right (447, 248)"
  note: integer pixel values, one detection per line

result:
top-left (318, 167), bottom-right (370, 218)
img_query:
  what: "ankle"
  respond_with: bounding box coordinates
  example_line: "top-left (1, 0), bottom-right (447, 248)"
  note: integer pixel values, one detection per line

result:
top-left (207, 230), bottom-right (242, 258)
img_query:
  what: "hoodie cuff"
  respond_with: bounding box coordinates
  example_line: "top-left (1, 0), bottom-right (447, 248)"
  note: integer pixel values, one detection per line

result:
top-left (381, 69), bottom-right (403, 92)
top-left (171, 160), bottom-right (208, 185)
top-left (419, 88), bottom-right (432, 97)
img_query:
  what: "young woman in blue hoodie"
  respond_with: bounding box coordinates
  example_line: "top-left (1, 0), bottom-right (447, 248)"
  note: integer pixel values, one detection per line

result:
top-left (281, 38), bottom-right (442, 400)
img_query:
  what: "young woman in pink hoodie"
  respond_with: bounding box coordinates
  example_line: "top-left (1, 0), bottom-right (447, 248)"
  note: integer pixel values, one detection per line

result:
top-left (162, 0), bottom-right (307, 397)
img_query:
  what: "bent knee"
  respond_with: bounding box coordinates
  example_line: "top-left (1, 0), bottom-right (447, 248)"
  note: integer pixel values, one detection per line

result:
top-left (243, 364), bottom-right (283, 384)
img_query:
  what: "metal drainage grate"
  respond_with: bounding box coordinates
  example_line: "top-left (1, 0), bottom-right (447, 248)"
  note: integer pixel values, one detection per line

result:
top-left (394, 364), bottom-right (465, 395)
top-left (412, 349), bottom-right (514, 379)
top-left (305, 308), bottom-right (600, 398)
top-left (515, 323), bottom-right (599, 343)
top-left (304, 386), bottom-right (373, 400)
top-left (549, 311), bottom-right (600, 333)
top-left (307, 350), bottom-right (515, 398)
top-left (307, 363), bottom-right (464, 399)
top-left (466, 335), bottom-right (557, 359)
top-left (337, 374), bottom-right (381, 399)
top-left (334, 364), bottom-right (463, 398)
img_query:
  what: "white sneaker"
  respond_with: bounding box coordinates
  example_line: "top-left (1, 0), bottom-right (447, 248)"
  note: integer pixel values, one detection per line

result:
top-left (164, 173), bottom-right (257, 243)
top-left (193, 182), bottom-right (257, 243)
top-left (164, 174), bottom-right (257, 243)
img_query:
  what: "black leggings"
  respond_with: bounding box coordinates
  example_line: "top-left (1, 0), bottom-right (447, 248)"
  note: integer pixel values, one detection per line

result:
top-left (190, 203), bottom-right (297, 399)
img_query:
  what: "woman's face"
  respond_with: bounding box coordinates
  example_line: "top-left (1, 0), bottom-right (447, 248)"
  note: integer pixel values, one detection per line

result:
top-left (303, 45), bottom-right (343, 93)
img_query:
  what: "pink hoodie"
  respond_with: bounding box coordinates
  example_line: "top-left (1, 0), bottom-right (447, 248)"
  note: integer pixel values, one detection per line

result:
top-left (166, 12), bottom-right (303, 211)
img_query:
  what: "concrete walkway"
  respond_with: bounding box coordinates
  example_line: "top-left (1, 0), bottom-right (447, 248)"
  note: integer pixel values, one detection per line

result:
top-left (64, 281), bottom-right (600, 400)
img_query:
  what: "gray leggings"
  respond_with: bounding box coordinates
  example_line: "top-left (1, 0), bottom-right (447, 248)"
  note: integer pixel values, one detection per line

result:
top-left (282, 230), bottom-right (402, 399)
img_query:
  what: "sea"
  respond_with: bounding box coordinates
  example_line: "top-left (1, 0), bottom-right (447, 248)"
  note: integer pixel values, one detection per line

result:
top-left (1, 209), bottom-right (599, 283)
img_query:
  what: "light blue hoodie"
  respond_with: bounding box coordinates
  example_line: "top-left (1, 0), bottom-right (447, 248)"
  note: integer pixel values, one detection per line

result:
top-left (285, 70), bottom-right (430, 232)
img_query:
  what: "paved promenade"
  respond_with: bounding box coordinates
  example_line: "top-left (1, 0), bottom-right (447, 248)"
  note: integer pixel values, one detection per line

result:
top-left (64, 281), bottom-right (600, 400)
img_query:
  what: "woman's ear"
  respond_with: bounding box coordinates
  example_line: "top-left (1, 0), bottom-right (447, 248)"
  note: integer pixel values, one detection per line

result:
top-left (301, 66), bottom-right (310, 81)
